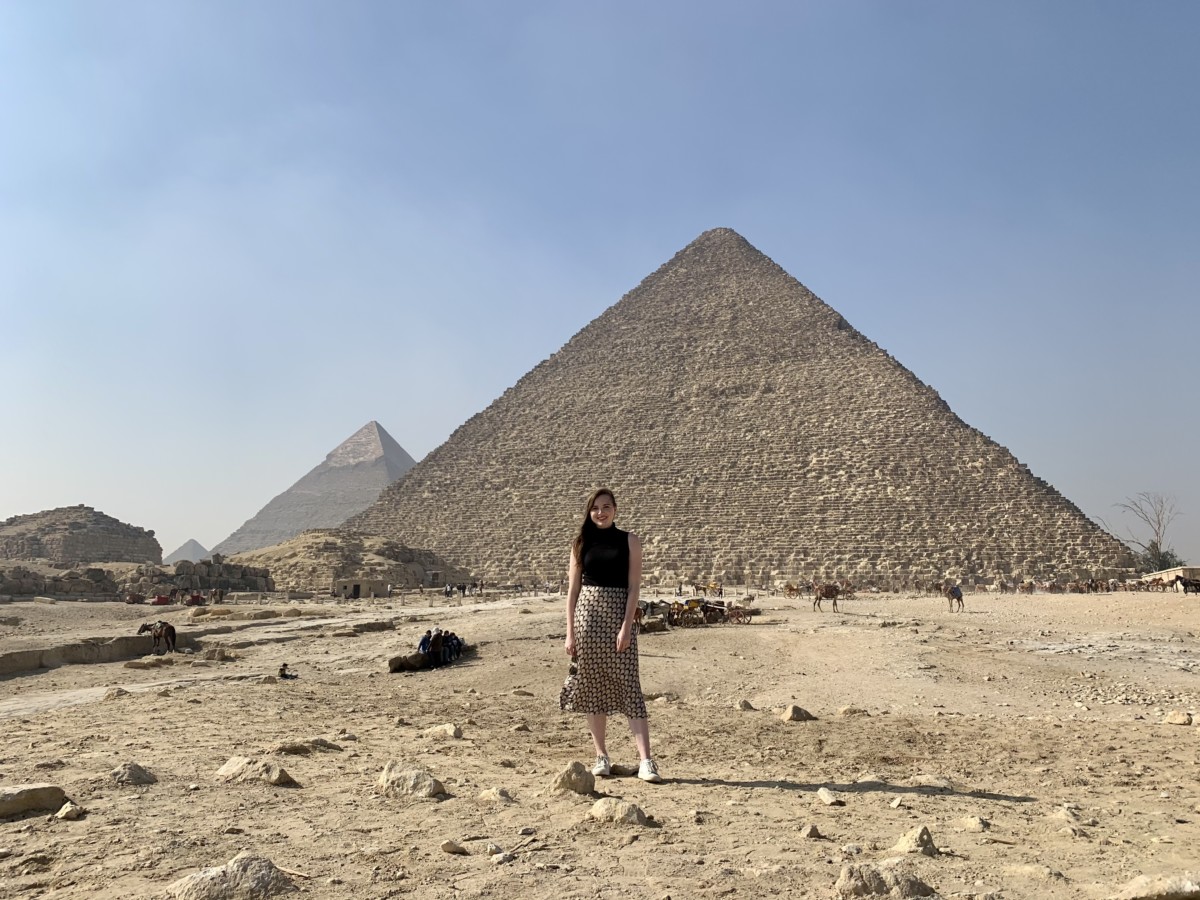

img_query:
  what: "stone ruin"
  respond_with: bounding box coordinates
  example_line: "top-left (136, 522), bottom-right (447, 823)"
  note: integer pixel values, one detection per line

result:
top-left (0, 565), bottom-right (119, 598)
top-left (230, 529), bottom-right (468, 593)
top-left (120, 554), bottom-right (274, 597)
top-left (0, 505), bottom-right (161, 565)
top-left (348, 228), bottom-right (1135, 586)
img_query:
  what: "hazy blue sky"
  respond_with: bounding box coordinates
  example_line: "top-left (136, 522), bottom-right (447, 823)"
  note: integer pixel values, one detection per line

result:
top-left (2, 2), bottom-right (1196, 566)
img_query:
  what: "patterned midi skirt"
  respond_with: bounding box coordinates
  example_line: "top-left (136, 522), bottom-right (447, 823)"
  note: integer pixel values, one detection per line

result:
top-left (559, 584), bottom-right (648, 719)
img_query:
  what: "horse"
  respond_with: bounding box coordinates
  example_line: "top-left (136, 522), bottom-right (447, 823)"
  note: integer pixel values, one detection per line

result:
top-left (138, 621), bottom-right (176, 653)
top-left (1173, 575), bottom-right (1200, 595)
top-left (812, 583), bottom-right (840, 613)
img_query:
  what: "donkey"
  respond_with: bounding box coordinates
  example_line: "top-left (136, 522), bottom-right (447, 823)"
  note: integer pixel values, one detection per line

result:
top-left (138, 621), bottom-right (177, 653)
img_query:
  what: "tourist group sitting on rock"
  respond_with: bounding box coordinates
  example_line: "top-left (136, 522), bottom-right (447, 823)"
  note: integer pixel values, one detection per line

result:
top-left (417, 627), bottom-right (464, 667)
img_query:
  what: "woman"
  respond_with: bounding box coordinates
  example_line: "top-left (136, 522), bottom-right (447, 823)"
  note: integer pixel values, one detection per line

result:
top-left (559, 488), bottom-right (662, 783)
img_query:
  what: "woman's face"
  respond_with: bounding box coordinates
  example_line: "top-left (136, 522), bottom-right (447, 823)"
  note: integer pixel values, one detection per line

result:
top-left (589, 494), bottom-right (616, 529)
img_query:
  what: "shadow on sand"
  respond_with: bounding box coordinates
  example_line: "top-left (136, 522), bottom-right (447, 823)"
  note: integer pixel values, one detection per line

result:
top-left (665, 776), bottom-right (1034, 804)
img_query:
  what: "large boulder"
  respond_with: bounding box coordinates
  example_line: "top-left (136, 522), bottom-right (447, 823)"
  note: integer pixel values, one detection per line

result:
top-left (0, 783), bottom-right (67, 818)
top-left (388, 652), bottom-right (429, 673)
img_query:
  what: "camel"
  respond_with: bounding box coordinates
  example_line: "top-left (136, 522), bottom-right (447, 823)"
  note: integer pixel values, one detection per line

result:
top-left (812, 583), bottom-right (840, 613)
top-left (138, 621), bottom-right (176, 653)
top-left (943, 582), bottom-right (964, 612)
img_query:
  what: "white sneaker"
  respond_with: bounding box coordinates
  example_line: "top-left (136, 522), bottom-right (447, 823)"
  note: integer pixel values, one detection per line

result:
top-left (637, 759), bottom-right (663, 783)
top-left (591, 754), bottom-right (611, 777)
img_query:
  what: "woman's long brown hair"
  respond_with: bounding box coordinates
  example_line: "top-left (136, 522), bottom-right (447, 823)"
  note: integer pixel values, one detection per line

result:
top-left (572, 488), bottom-right (616, 561)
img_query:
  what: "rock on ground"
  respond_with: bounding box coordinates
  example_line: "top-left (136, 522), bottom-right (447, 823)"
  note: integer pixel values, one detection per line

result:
top-left (165, 850), bottom-right (297, 899)
top-left (588, 797), bottom-right (648, 826)
top-left (891, 825), bottom-right (939, 856)
top-left (214, 757), bottom-right (298, 787)
top-left (1112, 871), bottom-right (1200, 899)
top-left (111, 761), bottom-right (157, 785)
top-left (780, 704), bottom-right (816, 722)
top-left (553, 761), bottom-right (595, 795)
top-left (377, 763), bottom-right (445, 799)
top-left (0, 783), bottom-right (67, 818)
top-left (835, 861), bottom-right (937, 898)
top-left (818, 787), bottom-right (845, 806)
top-left (423, 723), bottom-right (462, 739)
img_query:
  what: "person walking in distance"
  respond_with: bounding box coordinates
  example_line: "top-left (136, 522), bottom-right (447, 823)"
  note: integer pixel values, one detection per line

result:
top-left (559, 488), bottom-right (662, 783)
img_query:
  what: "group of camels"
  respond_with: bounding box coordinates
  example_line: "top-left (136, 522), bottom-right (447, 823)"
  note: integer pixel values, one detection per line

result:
top-left (778, 572), bottom-right (1199, 613)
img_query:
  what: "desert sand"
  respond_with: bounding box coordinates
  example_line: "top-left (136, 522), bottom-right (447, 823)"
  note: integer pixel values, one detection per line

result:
top-left (1, 588), bottom-right (1198, 899)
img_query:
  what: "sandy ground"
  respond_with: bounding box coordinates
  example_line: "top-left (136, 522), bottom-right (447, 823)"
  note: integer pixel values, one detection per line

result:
top-left (1, 589), bottom-right (1198, 899)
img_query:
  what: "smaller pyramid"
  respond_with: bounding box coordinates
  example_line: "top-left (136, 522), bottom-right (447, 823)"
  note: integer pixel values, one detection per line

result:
top-left (165, 539), bottom-right (209, 564)
top-left (212, 421), bottom-right (416, 556)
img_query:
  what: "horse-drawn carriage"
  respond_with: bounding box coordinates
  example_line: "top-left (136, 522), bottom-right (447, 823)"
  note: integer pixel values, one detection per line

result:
top-left (663, 597), bottom-right (754, 627)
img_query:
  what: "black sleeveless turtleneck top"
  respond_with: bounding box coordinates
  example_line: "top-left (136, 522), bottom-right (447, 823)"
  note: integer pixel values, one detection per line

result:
top-left (581, 526), bottom-right (629, 589)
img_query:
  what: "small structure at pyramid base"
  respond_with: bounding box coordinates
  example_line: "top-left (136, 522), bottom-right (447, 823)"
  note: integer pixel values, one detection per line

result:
top-left (349, 228), bottom-right (1134, 587)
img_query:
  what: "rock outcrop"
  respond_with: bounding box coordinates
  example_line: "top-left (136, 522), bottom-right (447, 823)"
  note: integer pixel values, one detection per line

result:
top-left (347, 229), bottom-right (1134, 585)
top-left (212, 421), bottom-right (416, 556)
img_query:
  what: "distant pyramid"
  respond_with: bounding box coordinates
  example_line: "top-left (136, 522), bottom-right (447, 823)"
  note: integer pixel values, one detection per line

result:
top-left (213, 421), bottom-right (416, 556)
top-left (348, 229), bottom-right (1133, 585)
top-left (165, 539), bottom-right (209, 564)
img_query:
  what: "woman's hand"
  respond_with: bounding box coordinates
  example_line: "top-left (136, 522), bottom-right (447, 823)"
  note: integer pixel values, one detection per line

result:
top-left (565, 633), bottom-right (576, 658)
top-left (616, 621), bottom-right (633, 653)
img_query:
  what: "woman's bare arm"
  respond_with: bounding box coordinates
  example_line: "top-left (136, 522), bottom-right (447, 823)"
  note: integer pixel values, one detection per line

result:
top-left (565, 548), bottom-right (582, 657)
top-left (616, 532), bottom-right (642, 651)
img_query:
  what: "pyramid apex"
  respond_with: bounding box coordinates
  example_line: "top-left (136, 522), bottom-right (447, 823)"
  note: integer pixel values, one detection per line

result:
top-left (327, 421), bottom-right (407, 467)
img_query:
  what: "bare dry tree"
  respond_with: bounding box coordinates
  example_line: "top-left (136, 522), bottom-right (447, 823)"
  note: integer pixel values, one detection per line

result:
top-left (1108, 492), bottom-right (1184, 570)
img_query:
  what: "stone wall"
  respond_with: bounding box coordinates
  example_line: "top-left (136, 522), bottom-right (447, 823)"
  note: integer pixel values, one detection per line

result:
top-left (120, 555), bottom-right (274, 596)
top-left (348, 229), bottom-right (1134, 586)
top-left (0, 565), bottom-right (118, 597)
top-left (0, 505), bottom-right (161, 565)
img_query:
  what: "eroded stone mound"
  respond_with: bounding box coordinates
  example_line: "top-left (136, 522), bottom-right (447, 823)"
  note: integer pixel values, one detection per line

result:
top-left (0, 505), bottom-right (160, 565)
top-left (233, 529), bottom-right (467, 594)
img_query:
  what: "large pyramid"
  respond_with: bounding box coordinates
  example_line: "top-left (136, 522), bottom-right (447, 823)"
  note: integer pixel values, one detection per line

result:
top-left (213, 421), bottom-right (416, 556)
top-left (348, 229), bottom-right (1133, 586)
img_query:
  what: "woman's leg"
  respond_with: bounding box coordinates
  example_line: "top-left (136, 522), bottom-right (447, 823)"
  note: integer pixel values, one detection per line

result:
top-left (629, 717), bottom-right (652, 760)
top-left (586, 713), bottom-right (608, 756)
